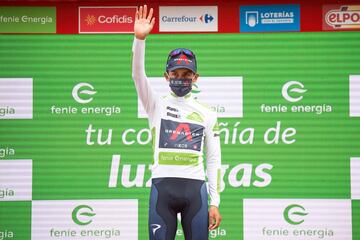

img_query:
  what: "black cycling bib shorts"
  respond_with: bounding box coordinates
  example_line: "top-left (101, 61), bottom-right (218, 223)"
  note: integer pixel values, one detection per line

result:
top-left (148, 177), bottom-right (209, 240)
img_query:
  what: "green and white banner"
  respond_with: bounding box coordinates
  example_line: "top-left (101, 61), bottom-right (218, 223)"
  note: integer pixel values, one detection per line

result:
top-left (0, 7), bottom-right (56, 33)
top-left (0, 32), bottom-right (359, 239)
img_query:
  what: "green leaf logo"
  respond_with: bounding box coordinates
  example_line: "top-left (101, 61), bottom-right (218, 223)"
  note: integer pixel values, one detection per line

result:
top-left (191, 83), bottom-right (201, 94)
top-left (72, 204), bottom-right (96, 226)
top-left (283, 204), bottom-right (308, 225)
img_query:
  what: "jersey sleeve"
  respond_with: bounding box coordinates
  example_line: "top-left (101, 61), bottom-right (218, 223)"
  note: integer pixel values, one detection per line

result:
top-left (131, 37), bottom-right (158, 120)
top-left (205, 112), bottom-right (222, 207)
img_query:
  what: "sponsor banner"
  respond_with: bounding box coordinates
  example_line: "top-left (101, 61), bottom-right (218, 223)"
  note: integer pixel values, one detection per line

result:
top-left (0, 160), bottom-right (32, 201)
top-left (0, 147), bottom-right (15, 159)
top-left (260, 80), bottom-right (333, 115)
top-left (79, 6), bottom-right (136, 33)
top-left (351, 158), bottom-right (360, 199)
top-left (138, 77), bottom-right (243, 118)
top-left (159, 6), bottom-right (218, 32)
top-left (244, 199), bottom-right (352, 240)
top-left (0, 78), bottom-right (33, 119)
top-left (323, 5), bottom-right (360, 30)
top-left (240, 4), bottom-right (300, 32)
top-left (350, 75), bottom-right (360, 117)
top-left (353, 200), bottom-right (360, 240)
top-left (32, 199), bottom-right (138, 240)
top-left (0, 7), bottom-right (56, 33)
top-left (50, 82), bottom-right (121, 117)
top-left (0, 201), bottom-right (31, 239)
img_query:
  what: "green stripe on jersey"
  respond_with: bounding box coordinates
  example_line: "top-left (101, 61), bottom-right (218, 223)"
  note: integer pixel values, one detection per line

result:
top-left (158, 152), bottom-right (199, 165)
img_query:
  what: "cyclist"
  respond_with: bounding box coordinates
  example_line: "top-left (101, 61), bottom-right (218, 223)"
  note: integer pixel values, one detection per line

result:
top-left (132, 5), bottom-right (222, 240)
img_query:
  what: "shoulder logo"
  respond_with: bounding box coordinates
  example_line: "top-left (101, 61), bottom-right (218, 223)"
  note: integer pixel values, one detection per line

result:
top-left (186, 112), bottom-right (204, 123)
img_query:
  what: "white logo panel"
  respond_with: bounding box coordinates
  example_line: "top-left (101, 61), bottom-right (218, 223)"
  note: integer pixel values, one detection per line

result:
top-left (0, 78), bottom-right (33, 119)
top-left (138, 76), bottom-right (243, 118)
top-left (0, 160), bottom-right (32, 201)
top-left (350, 75), bottom-right (360, 117)
top-left (243, 199), bottom-right (352, 240)
top-left (351, 157), bottom-right (360, 199)
top-left (159, 6), bottom-right (218, 32)
top-left (32, 199), bottom-right (138, 240)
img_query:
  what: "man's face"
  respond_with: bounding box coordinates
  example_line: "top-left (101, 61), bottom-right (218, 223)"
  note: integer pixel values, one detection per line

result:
top-left (164, 68), bottom-right (199, 83)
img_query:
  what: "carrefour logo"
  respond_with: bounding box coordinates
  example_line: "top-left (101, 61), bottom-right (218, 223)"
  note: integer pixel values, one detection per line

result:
top-left (161, 13), bottom-right (214, 24)
top-left (283, 204), bottom-right (308, 225)
top-left (199, 13), bottom-right (214, 23)
top-left (159, 6), bottom-right (218, 32)
top-left (282, 81), bottom-right (307, 103)
top-left (72, 204), bottom-right (96, 226)
top-left (72, 82), bottom-right (97, 104)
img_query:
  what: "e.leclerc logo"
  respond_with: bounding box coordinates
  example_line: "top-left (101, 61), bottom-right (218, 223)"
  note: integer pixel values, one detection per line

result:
top-left (50, 82), bottom-right (121, 117)
top-left (79, 7), bottom-right (136, 33)
top-left (260, 80), bottom-right (333, 115)
top-left (240, 4), bottom-right (300, 32)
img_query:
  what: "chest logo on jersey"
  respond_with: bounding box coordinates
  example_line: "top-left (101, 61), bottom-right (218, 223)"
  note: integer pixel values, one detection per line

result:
top-left (159, 119), bottom-right (204, 151)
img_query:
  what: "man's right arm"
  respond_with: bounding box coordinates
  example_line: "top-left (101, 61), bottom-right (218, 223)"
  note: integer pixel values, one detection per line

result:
top-left (131, 5), bottom-right (156, 116)
top-left (132, 37), bottom-right (157, 116)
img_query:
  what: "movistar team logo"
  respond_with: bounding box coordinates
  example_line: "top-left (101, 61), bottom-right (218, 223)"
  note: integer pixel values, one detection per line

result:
top-left (283, 204), bottom-right (308, 225)
top-left (72, 82), bottom-right (97, 104)
top-left (72, 204), bottom-right (96, 226)
top-left (282, 81), bottom-right (307, 103)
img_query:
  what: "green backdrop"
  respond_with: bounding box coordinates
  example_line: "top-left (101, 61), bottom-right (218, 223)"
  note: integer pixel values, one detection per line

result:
top-left (0, 32), bottom-right (359, 239)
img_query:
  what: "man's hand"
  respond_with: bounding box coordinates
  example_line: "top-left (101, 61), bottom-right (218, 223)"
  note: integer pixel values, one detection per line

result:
top-left (209, 205), bottom-right (222, 230)
top-left (134, 4), bottom-right (155, 40)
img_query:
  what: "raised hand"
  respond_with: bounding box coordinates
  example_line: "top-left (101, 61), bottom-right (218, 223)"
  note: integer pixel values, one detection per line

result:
top-left (134, 4), bottom-right (155, 40)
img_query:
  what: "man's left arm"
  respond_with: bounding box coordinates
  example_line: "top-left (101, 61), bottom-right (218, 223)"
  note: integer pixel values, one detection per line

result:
top-left (205, 113), bottom-right (222, 230)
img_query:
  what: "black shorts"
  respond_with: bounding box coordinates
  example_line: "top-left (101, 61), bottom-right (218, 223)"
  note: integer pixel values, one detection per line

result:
top-left (148, 177), bottom-right (209, 240)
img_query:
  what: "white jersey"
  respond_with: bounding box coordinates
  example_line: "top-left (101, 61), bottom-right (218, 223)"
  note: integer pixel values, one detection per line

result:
top-left (132, 37), bottom-right (221, 207)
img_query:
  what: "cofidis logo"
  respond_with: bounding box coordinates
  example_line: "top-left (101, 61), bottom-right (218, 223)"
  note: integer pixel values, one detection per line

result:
top-left (240, 4), bottom-right (300, 32)
top-left (323, 5), bottom-right (360, 30)
top-left (79, 6), bottom-right (136, 33)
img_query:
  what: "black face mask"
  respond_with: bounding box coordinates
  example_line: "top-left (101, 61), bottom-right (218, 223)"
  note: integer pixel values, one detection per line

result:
top-left (169, 78), bottom-right (193, 97)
